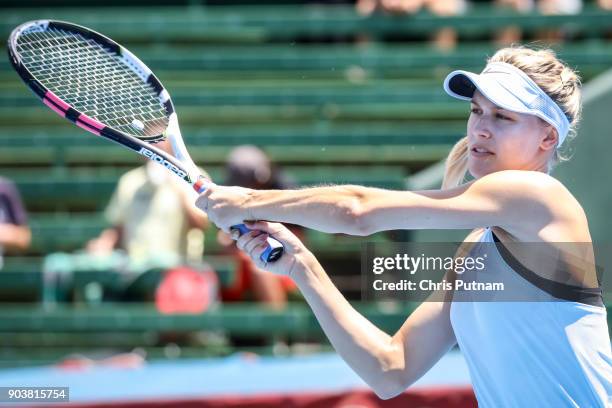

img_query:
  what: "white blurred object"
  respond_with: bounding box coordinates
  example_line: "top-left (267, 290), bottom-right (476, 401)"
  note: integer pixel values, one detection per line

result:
top-left (538, 0), bottom-right (582, 15)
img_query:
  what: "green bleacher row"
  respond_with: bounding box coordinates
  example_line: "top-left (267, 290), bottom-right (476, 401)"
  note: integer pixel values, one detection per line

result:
top-left (8, 165), bottom-right (409, 191)
top-left (4, 163), bottom-right (412, 203)
top-left (1, 4), bottom-right (611, 42)
top-left (0, 301), bottom-right (611, 365)
top-left (0, 302), bottom-right (408, 366)
top-left (0, 104), bottom-right (471, 127)
top-left (0, 302), bottom-right (414, 335)
top-left (0, 124), bottom-right (465, 146)
top-left (2, 43), bottom-right (612, 79)
top-left (0, 257), bottom-right (238, 300)
top-left (5, 301), bottom-right (612, 337)
top-left (0, 145), bottom-right (451, 169)
top-left (0, 45), bottom-right (612, 95)
top-left (0, 124), bottom-right (460, 170)
top-left (20, 212), bottom-right (390, 255)
top-left (0, 255), bottom-right (237, 303)
top-left (0, 84), bottom-right (474, 107)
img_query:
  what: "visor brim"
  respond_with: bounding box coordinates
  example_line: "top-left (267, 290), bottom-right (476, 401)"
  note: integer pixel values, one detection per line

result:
top-left (443, 70), bottom-right (535, 115)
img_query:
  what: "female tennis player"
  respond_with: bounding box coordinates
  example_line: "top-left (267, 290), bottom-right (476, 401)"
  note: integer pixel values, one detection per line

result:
top-left (196, 46), bottom-right (612, 406)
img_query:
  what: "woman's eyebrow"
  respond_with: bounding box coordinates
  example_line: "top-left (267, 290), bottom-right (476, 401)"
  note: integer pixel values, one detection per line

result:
top-left (471, 100), bottom-right (514, 114)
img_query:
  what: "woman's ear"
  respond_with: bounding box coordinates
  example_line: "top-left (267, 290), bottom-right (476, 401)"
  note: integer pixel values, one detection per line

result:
top-left (540, 125), bottom-right (559, 151)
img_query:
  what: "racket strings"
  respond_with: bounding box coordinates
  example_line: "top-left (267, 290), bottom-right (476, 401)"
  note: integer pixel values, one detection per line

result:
top-left (16, 27), bottom-right (168, 138)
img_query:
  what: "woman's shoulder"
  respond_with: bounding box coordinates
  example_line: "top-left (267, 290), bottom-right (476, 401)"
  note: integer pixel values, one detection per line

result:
top-left (478, 169), bottom-right (565, 192)
top-left (477, 171), bottom-right (590, 243)
top-left (479, 170), bottom-right (584, 215)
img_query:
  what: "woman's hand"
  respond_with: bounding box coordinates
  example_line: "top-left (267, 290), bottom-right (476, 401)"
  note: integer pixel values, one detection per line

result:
top-left (195, 184), bottom-right (255, 232)
top-left (234, 221), bottom-right (311, 278)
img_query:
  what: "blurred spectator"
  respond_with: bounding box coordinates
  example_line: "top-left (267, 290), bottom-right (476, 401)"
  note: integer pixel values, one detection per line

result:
top-left (86, 140), bottom-right (208, 269)
top-left (494, 0), bottom-right (582, 45)
top-left (218, 145), bottom-right (300, 309)
top-left (356, 0), bottom-right (423, 15)
top-left (83, 140), bottom-right (215, 309)
top-left (596, 0), bottom-right (612, 41)
top-left (355, 0), bottom-right (467, 50)
top-left (0, 177), bottom-right (31, 269)
top-left (357, 0), bottom-right (585, 47)
top-left (598, 0), bottom-right (612, 10)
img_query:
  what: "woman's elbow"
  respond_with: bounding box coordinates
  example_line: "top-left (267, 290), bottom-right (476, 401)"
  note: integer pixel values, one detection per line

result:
top-left (371, 375), bottom-right (407, 400)
top-left (370, 349), bottom-right (410, 400)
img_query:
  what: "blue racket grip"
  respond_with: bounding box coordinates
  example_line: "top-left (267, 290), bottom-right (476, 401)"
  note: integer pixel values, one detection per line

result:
top-left (231, 224), bottom-right (284, 263)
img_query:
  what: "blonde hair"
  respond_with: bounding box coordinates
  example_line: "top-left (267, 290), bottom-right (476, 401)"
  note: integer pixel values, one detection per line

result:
top-left (441, 46), bottom-right (582, 189)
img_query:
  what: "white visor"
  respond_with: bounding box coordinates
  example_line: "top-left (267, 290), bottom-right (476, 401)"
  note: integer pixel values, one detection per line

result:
top-left (443, 62), bottom-right (570, 147)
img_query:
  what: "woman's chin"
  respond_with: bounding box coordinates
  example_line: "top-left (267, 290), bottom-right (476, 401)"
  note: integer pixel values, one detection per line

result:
top-left (468, 164), bottom-right (497, 179)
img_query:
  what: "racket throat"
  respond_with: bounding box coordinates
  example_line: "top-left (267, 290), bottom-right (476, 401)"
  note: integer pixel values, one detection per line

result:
top-left (165, 114), bottom-right (201, 175)
top-left (138, 146), bottom-right (188, 179)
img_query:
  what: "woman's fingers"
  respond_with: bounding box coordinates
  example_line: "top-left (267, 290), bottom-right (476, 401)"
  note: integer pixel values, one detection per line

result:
top-left (244, 233), bottom-right (269, 259)
top-left (242, 221), bottom-right (301, 253)
top-left (236, 230), bottom-right (262, 252)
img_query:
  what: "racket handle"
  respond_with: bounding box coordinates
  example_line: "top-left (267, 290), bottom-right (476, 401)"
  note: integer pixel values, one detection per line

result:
top-left (231, 224), bottom-right (284, 263)
top-left (193, 178), bottom-right (284, 262)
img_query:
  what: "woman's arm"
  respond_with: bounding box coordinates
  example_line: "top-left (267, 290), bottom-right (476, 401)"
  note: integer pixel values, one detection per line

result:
top-left (235, 221), bottom-right (456, 399)
top-left (199, 170), bottom-right (565, 238)
top-left (295, 257), bottom-right (456, 398)
top-left (198, 184), bottom-right (366, 235)
top-left (349, 169), bottom-right (560, 236)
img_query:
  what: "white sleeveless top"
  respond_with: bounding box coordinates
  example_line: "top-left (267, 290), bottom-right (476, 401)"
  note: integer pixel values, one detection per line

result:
top-left (450, 227), bottom-right (612, 407)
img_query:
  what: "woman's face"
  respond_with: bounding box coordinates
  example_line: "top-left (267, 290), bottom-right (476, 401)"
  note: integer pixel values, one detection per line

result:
top-left (466, 90), bottom-right (557, 178)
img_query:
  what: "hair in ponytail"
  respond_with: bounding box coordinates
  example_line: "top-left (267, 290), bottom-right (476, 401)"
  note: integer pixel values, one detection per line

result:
top-left (442, 136), bottom-right (469, 189)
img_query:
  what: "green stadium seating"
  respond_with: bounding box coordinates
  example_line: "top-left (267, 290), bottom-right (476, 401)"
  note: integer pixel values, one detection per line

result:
top-left (0, 300), bottom-right (610, 367)
top-left (0, 302), bottom-right (414, 335)
top-left (0, 124), bottom-right (464, 151)
top-left (0, 301), bottom-right (412, 366)
top-left (19, 212), bottom-right (392, 255)
top-left (0, 255), bottom-right (238, 302)
top-left (4, 41), bottom-right (612, 79)
top-left (1, 5), bottom-right (611, 43)
top-left (4, 165), bottom-right (408, 210)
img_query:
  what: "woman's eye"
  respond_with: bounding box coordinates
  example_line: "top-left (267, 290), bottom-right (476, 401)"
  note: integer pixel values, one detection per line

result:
top-left (469, 108), bottom-right (511, 120)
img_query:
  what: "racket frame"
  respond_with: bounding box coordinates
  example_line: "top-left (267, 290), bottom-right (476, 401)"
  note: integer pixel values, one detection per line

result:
top-left (8, 20), bottom-right (284, 263)
top-left (8, 20), bottom-right (199, 184)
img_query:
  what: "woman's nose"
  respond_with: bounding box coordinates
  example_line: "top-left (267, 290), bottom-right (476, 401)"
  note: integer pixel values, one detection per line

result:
top-left (472, 117), bottom-right (493, 139)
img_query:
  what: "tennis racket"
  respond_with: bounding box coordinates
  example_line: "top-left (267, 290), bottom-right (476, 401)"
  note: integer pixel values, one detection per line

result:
top-left (8, 20), bottom-right (284, 263)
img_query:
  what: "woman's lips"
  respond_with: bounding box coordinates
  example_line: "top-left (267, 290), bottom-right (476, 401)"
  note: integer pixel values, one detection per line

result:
top-left (470, 147), bottom-right (494, 157)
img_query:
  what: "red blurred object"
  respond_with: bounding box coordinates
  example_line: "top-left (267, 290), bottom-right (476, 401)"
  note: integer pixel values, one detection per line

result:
top-left (221, 250), bottom-right (296, 302)
top-left (40, 386), bottom-right (476, 408)
top-left (155, 266), bottom-right (218, 314)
